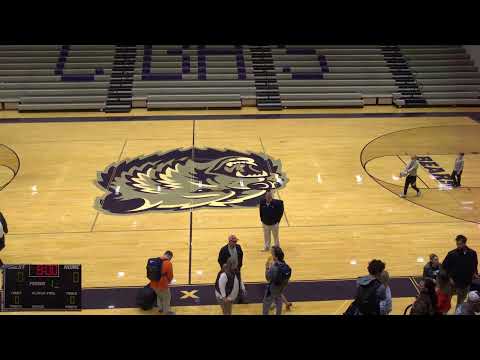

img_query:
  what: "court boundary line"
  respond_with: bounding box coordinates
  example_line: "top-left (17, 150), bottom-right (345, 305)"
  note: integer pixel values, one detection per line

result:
top-left (360, 124), bottom-right (480, 225)
top-left (90, 138), bottom-right (129, 232)
top-left (0, 144), bottom-right (21, 193)
top-left (5, 219), bottom-right (467, 237)
top-left (83, 275), bottom-right (417, 289)
top-left (188, 119), bottom-right (196, 285)
top-left (0, 111), bottom-right (479, 125)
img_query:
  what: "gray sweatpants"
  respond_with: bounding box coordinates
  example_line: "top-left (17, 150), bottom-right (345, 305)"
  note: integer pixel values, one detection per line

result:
top-left (262, 294), bottom-right (283, 315)
top-left (154, 288), bottom-right (171, 313)
top-left (263, 223), bottom-right (280, 249)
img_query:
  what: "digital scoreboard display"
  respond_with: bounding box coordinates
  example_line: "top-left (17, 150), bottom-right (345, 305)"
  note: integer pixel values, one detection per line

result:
top-left (1, 265), bottom-right (81, 311)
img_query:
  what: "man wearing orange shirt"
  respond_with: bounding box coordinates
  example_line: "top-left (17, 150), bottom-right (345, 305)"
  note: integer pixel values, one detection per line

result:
top-left (150, 250), bottom-right (175, 315)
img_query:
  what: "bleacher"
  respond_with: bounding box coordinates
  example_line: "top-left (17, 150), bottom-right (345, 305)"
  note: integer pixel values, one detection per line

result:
top-left (1, 45), bottom-right (479, 112)
top-left (0, 45), bottom-right (112, 111)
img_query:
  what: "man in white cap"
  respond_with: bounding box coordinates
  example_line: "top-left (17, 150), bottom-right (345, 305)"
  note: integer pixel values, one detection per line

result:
top-left (218, 234), bottom-right (247, 303)
top-left (455, 291), bottom-right (480, 315)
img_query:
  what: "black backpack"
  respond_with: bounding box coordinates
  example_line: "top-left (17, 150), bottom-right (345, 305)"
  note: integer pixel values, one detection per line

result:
top-left (345, 279), bottom-right (381, 315)
top-left (146, 257), bottom-right (165, 281)
top-left (136, 284), bottom-right (157, 310)
top-left (272, 261), bottom-right (292, 286)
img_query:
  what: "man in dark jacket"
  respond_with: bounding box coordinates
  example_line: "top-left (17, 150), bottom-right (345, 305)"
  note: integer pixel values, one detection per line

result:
top-left (442, 235), bottom-right (479, 309)
top-left (218, 234), bottom-right (246, 303)
top-left (0, 211), bottom-right (8, 266)
top-left (259, 191), bottom-right (284, 251)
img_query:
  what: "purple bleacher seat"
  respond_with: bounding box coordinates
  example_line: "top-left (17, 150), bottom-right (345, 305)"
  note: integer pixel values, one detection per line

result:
top-left (54, 70), bottom-right (62, 75)
top-left (198, 49), bottom-right (243, 55)
top-left (238, 73), bottom-right (247, 80)
top-left (95, 68), bottom-right (104, 75)
top-left (61, 45), bottom-right (70, 51)
top-left (286, 49), bottom-right (316, 55)
top-left (292, 73), bottom-right (323, 80)
top-left (283, 67), bottom-right (291, 73)
top-left (61, 74), bottom-right (95, 81)
top-left (198, 74), bottom-right (207, 80)
top-left (142, 74), bottom-right (182, 81)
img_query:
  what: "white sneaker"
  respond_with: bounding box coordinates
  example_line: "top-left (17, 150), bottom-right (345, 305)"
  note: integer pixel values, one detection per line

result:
top-left (400, 194), bottom-right (406, 198)
top-left (417, 190), bottom-right (421, 197)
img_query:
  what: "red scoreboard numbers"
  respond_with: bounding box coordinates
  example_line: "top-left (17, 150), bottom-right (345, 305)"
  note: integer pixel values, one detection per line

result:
top-left (33, 265), bottom-right (60, 277)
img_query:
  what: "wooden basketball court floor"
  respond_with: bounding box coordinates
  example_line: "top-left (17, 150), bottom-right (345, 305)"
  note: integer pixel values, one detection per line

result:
top-left (1, 106), bottom-right (480, 315)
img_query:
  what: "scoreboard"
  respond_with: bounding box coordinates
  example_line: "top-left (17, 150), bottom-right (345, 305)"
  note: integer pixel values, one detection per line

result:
top-left (1, 265), bottom-right (81, 311)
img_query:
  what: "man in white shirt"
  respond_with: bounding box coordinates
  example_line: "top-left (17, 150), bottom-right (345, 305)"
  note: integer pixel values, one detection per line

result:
top-left (399, 155), bottom-right (421, 198)
top-left (451, 152), bottom-right (464, 188)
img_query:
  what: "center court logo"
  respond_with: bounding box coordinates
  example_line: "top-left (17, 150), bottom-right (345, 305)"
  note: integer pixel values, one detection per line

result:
top-left (95, 148), bottom-right (288, 214)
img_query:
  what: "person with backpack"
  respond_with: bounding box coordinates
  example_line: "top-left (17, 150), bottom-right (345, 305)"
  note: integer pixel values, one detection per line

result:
top-left (215, 257), bottom-right (244, 315)
top-left (266, 253), bottom-right (292, 311)
top-left (148, 250), bottom-right (175, 315)
top-left (0, 211), bottom-right (8, 267)
top-left (262, 246), bottom-right (291, 315)
top-left (345, 259), bottom-right (387, 315)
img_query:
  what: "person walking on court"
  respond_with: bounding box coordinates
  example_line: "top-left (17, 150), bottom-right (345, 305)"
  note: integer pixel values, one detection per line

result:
top-left (442, 235), bottom-right (478, 309)
top-left (451, 152), bottom-right (464, 187)
top-left (260, 190), bottom-right (284, 251)
top-left (149, 250), bottom-right (175, 315)
top-left (0, 211), bottom-right (8, 267)
top-left (218, 234), bottom-right (247, 303)
top-left (262, 246), bottom-right (291, 315)
top-left (399, 155), bottom-right (421, 198)
top-left (215, 257), bottom-right (244, 315)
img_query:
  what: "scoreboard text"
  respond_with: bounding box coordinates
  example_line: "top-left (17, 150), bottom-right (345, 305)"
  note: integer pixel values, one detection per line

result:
top-left (1, 264), bottom-right (81, 311)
